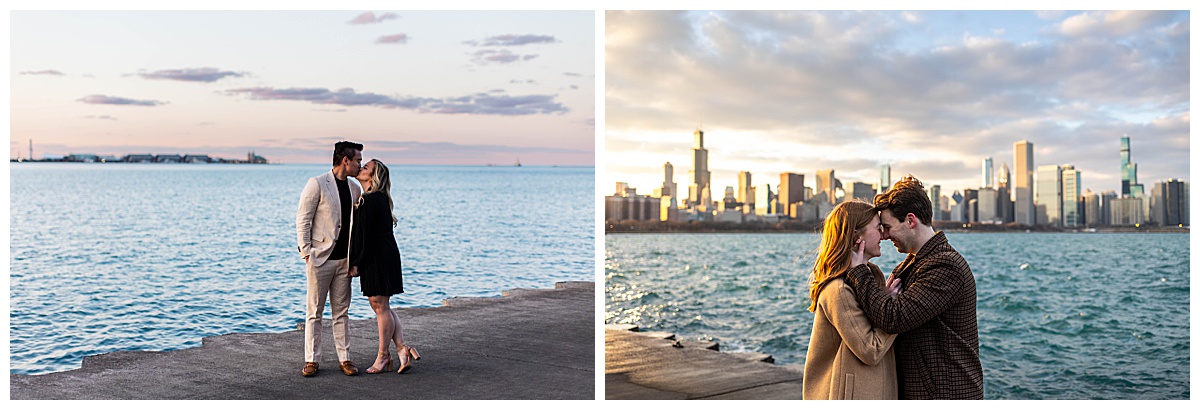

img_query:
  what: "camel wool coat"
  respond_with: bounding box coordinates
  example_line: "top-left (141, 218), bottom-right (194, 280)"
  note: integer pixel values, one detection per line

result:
top-left (803, 262), bottom-right (898, 400)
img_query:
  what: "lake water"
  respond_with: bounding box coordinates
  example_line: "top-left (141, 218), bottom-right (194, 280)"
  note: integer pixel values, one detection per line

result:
top-left (605, 232), bottom-right (1190, 399)
top-left (9, 163), bottom-right (594, 375)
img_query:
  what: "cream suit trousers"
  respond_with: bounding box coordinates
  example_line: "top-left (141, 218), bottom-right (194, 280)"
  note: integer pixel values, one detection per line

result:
top-left (305, 257), bottom-right (351, 363)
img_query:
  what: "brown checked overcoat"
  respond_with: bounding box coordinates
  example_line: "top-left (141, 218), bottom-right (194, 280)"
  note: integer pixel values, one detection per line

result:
top-left (844, 231), bottom-right (984, 399)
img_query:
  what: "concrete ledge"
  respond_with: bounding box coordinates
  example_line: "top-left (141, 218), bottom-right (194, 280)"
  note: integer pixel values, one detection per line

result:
top-left (728, 352), bottom-right (775, 364)
top-left (605, 326), bottom-right (802, 399)
top-left (441, 296), bottom-right (502, 307)
top-left (639, 331), bottom-right (676, 340)
top-left (556, 281), bottom-right (592, 289)
top-left (12, 281), bottom-right (595, 400)
top-left (679, 340), bottom-right (720, 351)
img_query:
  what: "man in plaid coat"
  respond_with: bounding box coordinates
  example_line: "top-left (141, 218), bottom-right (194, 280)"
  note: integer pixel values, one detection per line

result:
top-left (844, 175), bottom-right (984, 399)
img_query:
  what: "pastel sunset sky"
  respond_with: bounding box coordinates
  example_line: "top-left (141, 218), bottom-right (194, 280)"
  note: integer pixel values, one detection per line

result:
top-left (606, 10), bottom-right (1189, 199)
top-left (10, 10), bottom-right (595, 165)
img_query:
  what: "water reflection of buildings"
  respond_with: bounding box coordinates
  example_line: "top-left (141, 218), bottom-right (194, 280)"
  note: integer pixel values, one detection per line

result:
top-left (606, 131), bottom-right (1187, 229)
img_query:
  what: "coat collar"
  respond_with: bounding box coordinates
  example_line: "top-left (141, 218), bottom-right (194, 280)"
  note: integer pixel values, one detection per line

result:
top-left (321, 171), bottom-right (340, 216)
top-left (893, 231), bottom-right (949, 278)
top-left (320, 170), bottom-right (363, 214)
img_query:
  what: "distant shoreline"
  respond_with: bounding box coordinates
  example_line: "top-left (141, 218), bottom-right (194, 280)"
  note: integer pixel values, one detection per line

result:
top-left (11, 152), bottom-right (267, 164)
top-left (10, 160), bottom-right (272, 164)
top-left (606, 220), bottom-right (1188, 234)
top-left (9, 161), bottom-right (595, 168)
top-left (607, 230), bottom-right (1188, 234)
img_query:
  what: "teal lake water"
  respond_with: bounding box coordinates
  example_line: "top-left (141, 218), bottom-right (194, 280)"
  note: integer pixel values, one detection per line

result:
top-left (605, 232), bottom-right (1190, 399)
top-left (10, 163), bottom-right (594, 375)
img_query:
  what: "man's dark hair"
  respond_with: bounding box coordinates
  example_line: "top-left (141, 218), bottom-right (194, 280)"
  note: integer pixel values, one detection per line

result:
top-left (332, 141), bottom-right (363, 167)
top-left (873, 175), bottom-right (933, 226)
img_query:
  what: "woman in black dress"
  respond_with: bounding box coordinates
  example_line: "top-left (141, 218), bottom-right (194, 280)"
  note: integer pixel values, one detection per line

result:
top-left (349, 159), bottom-right (420, 374)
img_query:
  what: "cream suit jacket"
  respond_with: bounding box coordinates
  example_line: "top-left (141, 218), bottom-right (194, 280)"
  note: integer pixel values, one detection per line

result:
top-left (296, 170), bottom-right (363, 266)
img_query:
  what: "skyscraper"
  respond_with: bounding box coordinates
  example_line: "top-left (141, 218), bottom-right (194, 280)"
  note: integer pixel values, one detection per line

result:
top-left (962, 188), bottom-right (978, 222)
top-left (778, 173), bottom-right (804, 218)
top-left (977, 187), bottom-right (997, 223)
top-left (880, 163), bottom-right (891, 193)
top-left (1035, 164), bottom-right (1062, 226)
top-left (755, 183), bottom-right (775, 216)
top-left (982, 157), bottom-right (993, 188)
top-left (689, 129), bottom-right (711, 208)
top-left (1150, 179), bottom-right (1188, 226)
top-left (1082, 189), bottom-right (1100, 227)
top-left (659, 162), bottom-right (676, 198)
top-left (817, 169), bottom-right (836, 205)
top-left (850, 182), bottom-right (876, 203)
top-left (1062, 165), bottom-right (1081, 227)
top-left (928, 185), bottom-right (942, 220)
top-left (1121, 135), bottom-right (1136, 196)
top-left (720, 186), bottom-right (738, 211)
top-left (738, 171), bottom-right (754, 213)
top-left (1100, 190), bottom-right (1118, 226)
top-left (1014, 140), bottom-right (1035, 225)
top-left (1120, 134), bottom-right (1147, 198)
top-left (1110, 197), bottom-right (1144, 226)
top-left (996, 163), bottom-right (1013, 223)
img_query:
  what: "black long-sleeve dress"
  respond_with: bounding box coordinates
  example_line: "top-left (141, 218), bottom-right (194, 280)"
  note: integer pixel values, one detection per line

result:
top-left (349, 191), bottom-right (404, 296)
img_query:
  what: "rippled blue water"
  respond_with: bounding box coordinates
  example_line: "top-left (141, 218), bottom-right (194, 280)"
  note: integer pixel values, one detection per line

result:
top-left (10, 163), bottom-right (593, 375)
top-left (605, 232), bottom-right (1189, 399)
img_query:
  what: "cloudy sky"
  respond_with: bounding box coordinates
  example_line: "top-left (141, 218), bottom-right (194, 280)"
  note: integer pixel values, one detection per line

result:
top-left (10, 10), bottom-right (594, 165)
top-left (605, 10), bottom-right (1189, 199)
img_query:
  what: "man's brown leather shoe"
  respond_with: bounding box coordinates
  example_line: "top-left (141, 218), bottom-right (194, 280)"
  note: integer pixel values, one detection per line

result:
top-left (340, 361), bottom-right (359, 376)
top-left (302, 362), bottom-right (318, 377)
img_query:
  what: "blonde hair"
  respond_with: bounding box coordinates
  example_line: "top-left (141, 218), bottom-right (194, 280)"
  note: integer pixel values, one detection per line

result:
top-left (808, 200), bottom-right (876, 312)
top-left (364, 159), bottom-right (397, 226)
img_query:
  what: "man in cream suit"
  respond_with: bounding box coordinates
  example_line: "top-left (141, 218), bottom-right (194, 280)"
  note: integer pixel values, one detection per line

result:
top-left (296, 141), bottom-right (363, 377)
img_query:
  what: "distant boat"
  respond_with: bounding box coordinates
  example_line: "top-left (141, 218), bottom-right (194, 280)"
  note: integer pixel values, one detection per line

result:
top-left (514, 158), bottom-right (521, 167)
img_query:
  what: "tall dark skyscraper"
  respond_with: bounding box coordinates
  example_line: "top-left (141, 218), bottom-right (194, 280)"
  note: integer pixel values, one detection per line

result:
top-left (688, 129), bottom-right (711, 209)
top-left (1151, 179), bottom-right (1188, 226)
top-left (1014, 140), bottom-right (1034, 225)
top-left (880, 163), bottom-right (891, 193)
top-left (1120, 134), bottom-right (1143, 198)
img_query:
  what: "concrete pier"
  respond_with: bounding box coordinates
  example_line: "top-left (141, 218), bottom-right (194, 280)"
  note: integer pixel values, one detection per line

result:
top-left (605, 324), bottom-right (803, 399)
top-left (10, 281), bottom-right (594, 400)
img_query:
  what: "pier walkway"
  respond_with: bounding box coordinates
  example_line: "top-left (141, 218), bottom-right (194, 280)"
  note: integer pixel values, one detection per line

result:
top-left (605, 325), bottom-right (803, 399)
top-left (11, 281), bottom-right (594, 400)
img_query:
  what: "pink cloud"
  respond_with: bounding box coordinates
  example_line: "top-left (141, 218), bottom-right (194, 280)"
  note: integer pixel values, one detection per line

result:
top-left (376, 33), bottom-right (409, 44)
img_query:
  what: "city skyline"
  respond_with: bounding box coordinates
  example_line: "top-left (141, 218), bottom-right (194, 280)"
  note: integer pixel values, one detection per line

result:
top-left (605, 10), bottom-right (1189, 199)
top-left (10, 10), bottom-right (595, 166)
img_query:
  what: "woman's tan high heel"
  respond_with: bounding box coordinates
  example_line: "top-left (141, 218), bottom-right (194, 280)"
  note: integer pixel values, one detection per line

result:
top-left (397, 345), bottom-right (420, 374)
top-left (365, 351), bottom-right (393, 374)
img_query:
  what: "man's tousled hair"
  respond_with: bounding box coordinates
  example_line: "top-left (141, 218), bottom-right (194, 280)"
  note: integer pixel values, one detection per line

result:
top-left (333, 141), bottom-right (364, 167)
top-left (873, 174), bottom-right (932, 226)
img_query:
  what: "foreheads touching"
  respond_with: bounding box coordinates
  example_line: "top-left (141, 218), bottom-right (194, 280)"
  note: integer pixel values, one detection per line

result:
top-left (877, 208), bottom-right (910, 237)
